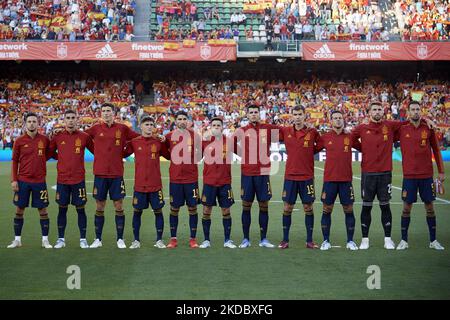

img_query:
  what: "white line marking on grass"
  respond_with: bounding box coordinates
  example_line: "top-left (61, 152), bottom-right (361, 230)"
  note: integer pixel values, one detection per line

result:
top-left (314, 166), bottom-right (450, 205)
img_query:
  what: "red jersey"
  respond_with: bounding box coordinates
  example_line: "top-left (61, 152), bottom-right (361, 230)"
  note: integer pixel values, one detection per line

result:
top-left (202, 135), bottom-right (232, 187)
top-left (397, 122), bottom-right (444, 179)
top-left (49, 129), bottom-right (94, 185)
top-left (124, 136), bottom-right (170, 193)
top-left (317, 130), bottom-right (359, 182)
top-left (11, 133), bottom-right (50, 183)
top-left (234, 122), bottom-right (279, 176)
top-left (280, 126), bottom-right (320, 181)
top-left (164, 129), bottom-right (200, 184)
top-left (85, 122), bottom-right (139, 178)
top-left (351, 120), bottom-right (403, 173)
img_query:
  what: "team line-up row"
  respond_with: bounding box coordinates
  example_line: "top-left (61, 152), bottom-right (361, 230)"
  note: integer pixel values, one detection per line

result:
top-left (7, 102), bottom-right (445, 251)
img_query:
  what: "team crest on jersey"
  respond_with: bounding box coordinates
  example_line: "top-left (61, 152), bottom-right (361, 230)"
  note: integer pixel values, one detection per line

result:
top-left (151, 144), bottom-right (157, 153)
top-left (366, 130), bottom-right (371, 134)
top-left (38, 140), bottom-right (44, 148)
top-left (24, 144), bottom-right (28, 148)
top-left (382, 126), bottom-right (388, 135)
top-left (75, 138), bottom-right (82, 147)
top-left (61, 141), bottom-right (66, 145)
top-left (328, 141), bottom-right (332, 145)
top-left (288, 134), bottom-right (292, 138)
top-left (405, 134), bottom-right (410, 138)
top-left (138, 147), bottom-right (142, 150)
top-left (115, 130), bottom-right (122, 139)
top-left (304, 133), bottom-right (310, 140)
top-left (344, 137), bottom-right (350, 145)
top-left (421, 130), bottom-right (428, 139)
top-left (99, 133), bottom-right (104, 137)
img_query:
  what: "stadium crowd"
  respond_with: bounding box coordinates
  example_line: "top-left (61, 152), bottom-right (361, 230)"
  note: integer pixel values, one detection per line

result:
top-left (150, 0), bottom-right (449, 41)
top-left (1, 74), bottom-right (449, 149)
top-left (0, 75), bottom-right (141, 149)
top-left (0, 0), bottom-right (136, 41)
top-left (395, 0), bottom-right (450, 41)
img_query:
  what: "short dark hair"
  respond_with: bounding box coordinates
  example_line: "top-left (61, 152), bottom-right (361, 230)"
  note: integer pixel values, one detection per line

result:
top-left (369, 101), bottom-right (382, 109)
top-left (292, 106), bottom-right (305, 113)
top-left (101, 103), bottom-right (115, 112)
top-left (330, 110), bottom-right (343, 118)
top-left (408, 100), bottom-right (421, 109)
top-left (211, 117), bottom-right (223, 125)
top-left (175, 110), bottom-right (188, 119)
top-left (140, 115), bottom-right (154, 124)
top-left (25, 112), bottom-right (38, 121)
top-left (64, 109), bottom-right (76, 116)
top-left (246, 104), bottom-right (259, 112)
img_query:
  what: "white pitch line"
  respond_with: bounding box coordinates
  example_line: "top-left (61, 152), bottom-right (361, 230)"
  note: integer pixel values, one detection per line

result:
top-left (314, 166), bottom-right (450, 205)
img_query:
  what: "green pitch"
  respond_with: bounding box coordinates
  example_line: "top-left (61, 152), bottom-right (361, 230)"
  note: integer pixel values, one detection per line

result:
top-left (0, 161), bottom-right (449, 300)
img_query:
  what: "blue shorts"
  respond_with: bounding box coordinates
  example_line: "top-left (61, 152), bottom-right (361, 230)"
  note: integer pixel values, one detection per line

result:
top-left (321, 181), bottom-right (355, 205)
top-left (202, 184), bottom-right (235, 208)
top-left (169, 182), bottom-right (201, 208)
top-left (241, 175), bottom-right (272, 202)
top-left (13, 181), bottom-right (49, 209)
top-left (93, 177), bottom-right (126, 201)
top-left (282, 179), bottom-right (315, 205)
top-left (133, 190), bottom-right (165, 210)
top-left (402, 177), bottom-right (435, 204)
top-left (56, 181), bottom-right (88, 207)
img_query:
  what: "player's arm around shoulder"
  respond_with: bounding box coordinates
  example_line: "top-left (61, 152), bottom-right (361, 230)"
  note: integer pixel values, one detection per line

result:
top-left (315, 131), bottom-right (326, 153)
top-left (123, 138), bottom-right (136, 159)
top-left (44, 135), bottom-right (53, 161)
top-left (48, 133), bottom-right (59, 160)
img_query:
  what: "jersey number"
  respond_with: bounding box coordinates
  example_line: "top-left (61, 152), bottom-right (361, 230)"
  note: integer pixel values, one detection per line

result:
top-left (40, 190), bottom-right (48, 201)
top-left (307, 185), bottom-right (315, 196)
top-left (78, 188), bottom-right (87, 199)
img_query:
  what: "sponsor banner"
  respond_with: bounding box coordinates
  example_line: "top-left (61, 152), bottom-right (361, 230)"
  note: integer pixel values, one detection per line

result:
top-left (0, 42), bottom-right (236, 61)
top-left (302, 42), bottom-right (450, 61)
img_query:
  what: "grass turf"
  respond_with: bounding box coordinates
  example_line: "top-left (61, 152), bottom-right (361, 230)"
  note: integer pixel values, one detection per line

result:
top-left (0, 161), bottom-right (449, 300)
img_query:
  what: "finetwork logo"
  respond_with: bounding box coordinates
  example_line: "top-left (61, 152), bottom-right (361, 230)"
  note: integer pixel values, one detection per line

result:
top-left (95, 44), bottom-right (117, 59)
top-left (313, 44), bottom-right (335, 59)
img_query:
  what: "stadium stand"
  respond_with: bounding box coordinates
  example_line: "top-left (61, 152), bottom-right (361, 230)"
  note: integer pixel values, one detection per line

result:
top-left (148, 0), bottom-right (449, 41)
top-left (0, 0), bottom-right (136, 41)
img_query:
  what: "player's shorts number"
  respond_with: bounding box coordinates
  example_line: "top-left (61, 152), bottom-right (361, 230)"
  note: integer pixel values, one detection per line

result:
top-left (350, 186), bottom-right (355, 200)
top-left (121, 181), bottom-right (126, 194)
top-left (40, 190), bottom-right (48, 201)
top-left (227, 189), bottom-right (234, 200)
top-left (267, 182), bottom-right (272, 195)
top-left (387, 184), bottom-right (392, 195)
top-left (193, 188), bottom-right (199, 199)
top-left (78, 188), bottom-right (87, 199)
top-left (158, 190), bottom-right (164, 202)
top-left (307, 184), bottom-right (315, 196)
